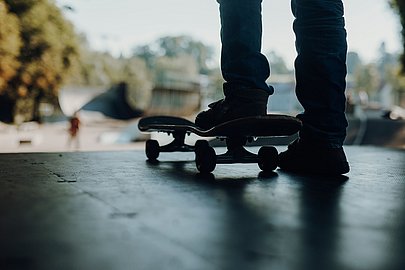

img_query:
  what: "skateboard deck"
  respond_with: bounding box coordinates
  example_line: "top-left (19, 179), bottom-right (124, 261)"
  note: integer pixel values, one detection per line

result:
top-left (138, 114), bottom-right (302, 173)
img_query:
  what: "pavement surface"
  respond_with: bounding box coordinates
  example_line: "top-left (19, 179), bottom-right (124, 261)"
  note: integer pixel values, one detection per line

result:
top-left (0, 120), bottom-right (146, 153)
top-left (0, 146), bottom-right (404, 270)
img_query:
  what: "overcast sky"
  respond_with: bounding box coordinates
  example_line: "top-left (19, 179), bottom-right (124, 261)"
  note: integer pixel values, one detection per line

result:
top-left (56, 0), bottom-right (401, 67)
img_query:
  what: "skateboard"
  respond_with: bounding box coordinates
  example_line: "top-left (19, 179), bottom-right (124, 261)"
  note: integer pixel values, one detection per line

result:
top-left (138, 115), bottom-right (302, 173)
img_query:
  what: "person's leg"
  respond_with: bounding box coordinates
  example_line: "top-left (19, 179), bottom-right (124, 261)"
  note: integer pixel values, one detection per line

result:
top-left (219, 0), bottom-right (271, 93)
top-left (279, 0), bottom-right (349, 174)
top-left (195, 0), bottom-right (272, 129)
top-left (293, 0), bottom-right (348, 147)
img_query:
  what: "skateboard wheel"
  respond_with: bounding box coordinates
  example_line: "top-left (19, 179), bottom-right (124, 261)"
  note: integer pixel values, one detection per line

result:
top-left (194, 140), bottom-right (209, 153)
top-left (195, 146), bottom-right (217, 173)
top-left (145, 139), bottom-right (160, 161)
top-left (258, 146), bottom-right (278, 172)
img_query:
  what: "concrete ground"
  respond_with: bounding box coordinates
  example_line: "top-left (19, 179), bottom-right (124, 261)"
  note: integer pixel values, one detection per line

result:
top-left (0, 120), bottom-right (145, 153)
top-left (0, 145), bottom-right (404, 270)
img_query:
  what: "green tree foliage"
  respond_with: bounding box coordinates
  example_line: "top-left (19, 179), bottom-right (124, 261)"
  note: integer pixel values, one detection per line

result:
top-left (0, 0), bottom-right (80, 122)
top-left (67, 35), bottom-right (115, 87)
top-left (387, 1), bottom-right (405, 105)
top-left (9, 0), bottom-right (79, 97)
top-left (390, 0), bottom-right (405, 71)
top-left (114, 57), bottom-right (153, 111)
top-left (0, 1), bottom-right (21, 95)
top-left (131, 35), bottom-right (215, 106)
top-left (133, 35), bottom-right (214, 75)
top-left (154, 54), bottom-right (199, 85)
top-left (4, 0), bottom-right (36, 14)
top-left (66, 35), bottom-right (153, 111)
top-left (131, 36), bottom-right (210, 108)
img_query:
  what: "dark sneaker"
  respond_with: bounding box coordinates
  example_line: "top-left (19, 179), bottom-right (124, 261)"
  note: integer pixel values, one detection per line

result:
top-left (278, 139), bottom-right (350, 175)
top-left (195, 88), bottom-right (269, 130)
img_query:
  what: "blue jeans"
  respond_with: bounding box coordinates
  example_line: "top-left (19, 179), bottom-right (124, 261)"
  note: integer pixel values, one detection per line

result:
top-left (219, 0), bottom-right (348, 147)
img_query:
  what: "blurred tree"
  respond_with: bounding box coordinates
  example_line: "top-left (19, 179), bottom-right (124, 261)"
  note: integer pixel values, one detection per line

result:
top-left (0, 0), bottom-right (80, 122)
top-left (376, 41), bottom-right (405, 106)
top-left (354, 63), bottom-right (381, 99)
top-left (67, 35), bottom-right (114, 87)
top-left (115, 57), bottom-right (153, 111)
top-left (0, 1), bottom-right (21, 95)
top-left (133, 35), bottom-right (214, 75)
top-left (266, 51), bottom-right (292, 74)
top-left (390, 0), bottom-right (405, 72)
top-left (132, 44), bottom-right (156, 70)
top-left (347, 51), bottom-right (363, 76)
top-left (4, 0), bottom-right (36, 14)
top-left (66, 34), bottom-right (153, 111)
top-left (0, 1), bottom-right (22, 122)
top-left (387, 65), bottom-right (405, 106)
top-left (377, 42), bottom-right (397, 72)
top-left (387, 1), bottom-right (405, 105)
top-left (154, 54), bottom-right (199, 85)
top-left (207, 68), bottom-right (225, 100)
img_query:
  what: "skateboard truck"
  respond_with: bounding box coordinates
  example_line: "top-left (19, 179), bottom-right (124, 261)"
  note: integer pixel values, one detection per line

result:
top-left (145, 130), bottom-right (194, 160)
top-left (193, 136), bottom-right (278, 173)
top-left (146, 135), bottom-right (279, 174)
